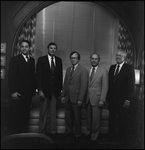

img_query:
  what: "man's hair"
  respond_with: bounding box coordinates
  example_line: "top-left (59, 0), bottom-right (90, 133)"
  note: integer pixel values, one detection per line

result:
top-left (90, 53), bottom-right (100, 61)
top-left (70, 51), bottom-right (81, 60)
top-left (118, 49), bottom-right (127, 58)
top-left (20, 40), bottom-right (31, 47)
top-left (47, 42), bottom-right (57, 49)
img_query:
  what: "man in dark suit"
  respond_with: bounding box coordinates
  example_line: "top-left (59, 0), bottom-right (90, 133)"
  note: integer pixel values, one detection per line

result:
top-left (8, 40), bottom-right (36, 134)
top-left (36, 42), bottom-right (63, 135)
top-left (107, 49), bottom-right (135, 142)
top-left (61, 51), bottom-right (88, 142)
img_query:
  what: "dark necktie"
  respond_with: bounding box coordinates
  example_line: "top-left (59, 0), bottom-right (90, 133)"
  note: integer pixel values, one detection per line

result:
top-left (70, 66), bottom-right (75, 77)
top-left (51, 57), bottom-right (55, 74)
top-left (114, 64), bottom-right (120, 81)
top-left (90, 67), bottom-right (95, 82)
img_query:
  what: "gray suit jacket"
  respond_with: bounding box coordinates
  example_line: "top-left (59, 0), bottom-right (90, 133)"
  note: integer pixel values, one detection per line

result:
top-left (85, 66), bottom-right (109, 106)
top-left (62, 64), bottom-right (88, 104)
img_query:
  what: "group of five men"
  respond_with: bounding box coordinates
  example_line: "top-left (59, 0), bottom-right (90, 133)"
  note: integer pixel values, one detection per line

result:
top-left (8, 40), bottom-right (135, 143)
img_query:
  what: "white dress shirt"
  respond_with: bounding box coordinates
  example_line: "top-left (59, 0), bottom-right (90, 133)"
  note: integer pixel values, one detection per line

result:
top-left (22, 53), bottom-right (30, 62)
top-left (114, 62), bottom-right (125, 75)
top-left (48, 55), bottom-right (56, 67)
top-left (71, 63), bottom-right (78, 71)
top-left (89, 66), bottom-right (98, 77)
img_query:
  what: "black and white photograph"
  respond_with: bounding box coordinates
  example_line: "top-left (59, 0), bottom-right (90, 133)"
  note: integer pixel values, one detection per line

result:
top-left (1, 1), bottom-right (144, 149)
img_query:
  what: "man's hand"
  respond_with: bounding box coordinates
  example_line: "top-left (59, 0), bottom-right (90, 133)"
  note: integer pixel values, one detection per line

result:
top-left (39, 90), bottom-right (45, 99)
top-left (11, 92), bottom-right (21, 100)
top-left (123, 100), bottom-right (130, 108)
top-left (98, 101), bottom-right (104, 107)
top-left (77, 100), bottom-right (83, 106)
top-left (61, 97), bottom-right (65, 103)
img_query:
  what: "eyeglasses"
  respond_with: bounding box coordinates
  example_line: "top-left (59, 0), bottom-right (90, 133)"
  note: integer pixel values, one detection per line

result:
top-left (70, 57), bottom-right (78, 60)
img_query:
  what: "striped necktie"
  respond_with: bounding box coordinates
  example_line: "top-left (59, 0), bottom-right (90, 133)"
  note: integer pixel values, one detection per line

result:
top-left (70, 66), bottom-right (75, 77)
top-left (90, 67), bottom-right (95, 82)
top-left (114, 64), bottom-right (120, 81)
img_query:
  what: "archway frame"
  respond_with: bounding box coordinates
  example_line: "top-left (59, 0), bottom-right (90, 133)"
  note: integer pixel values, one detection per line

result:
top-left (11, 1), bottom-right (137, 66)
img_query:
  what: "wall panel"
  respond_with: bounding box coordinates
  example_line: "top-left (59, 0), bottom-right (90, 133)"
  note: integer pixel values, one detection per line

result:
top-left (34, 2), bottom-right (119, 73)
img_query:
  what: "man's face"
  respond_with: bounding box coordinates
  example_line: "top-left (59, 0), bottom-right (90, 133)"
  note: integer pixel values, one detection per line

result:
top-left (70, 53), bottom-right (79, 66)
top-left (90, 54), bottom-right (99, 67)
top-left (115, 51), bottom-right (126, 64)
top-left (20, 42), bottom-right (29, 55)
top-left (48, 45), bottom-right (57, 56)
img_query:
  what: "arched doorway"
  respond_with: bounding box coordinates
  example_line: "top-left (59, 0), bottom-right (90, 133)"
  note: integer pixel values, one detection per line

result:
top-left (12, 1), bottom-right (135, 72)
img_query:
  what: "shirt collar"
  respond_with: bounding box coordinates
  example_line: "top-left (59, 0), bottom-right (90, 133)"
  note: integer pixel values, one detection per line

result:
top-left (22, 53), bottom-right (29, 59)
top-left (48, 54), bottom-right (55, 59)
top-left (116, 62), bottom-right (124, 68)
top-left (91, 65), bottom-right (98, 71)
top-left (72, 63), bottom-right (78, 69)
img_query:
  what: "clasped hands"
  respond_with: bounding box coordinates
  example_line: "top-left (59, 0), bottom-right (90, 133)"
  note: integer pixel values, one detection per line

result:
top-left (61, 97), bottom-right (83, 106)
top-left (39, 90), bottom-right (45, 99)
top-left (98, 100), bottom-right (105, 107)
top-left (123, 100), bottom-right (130, 108)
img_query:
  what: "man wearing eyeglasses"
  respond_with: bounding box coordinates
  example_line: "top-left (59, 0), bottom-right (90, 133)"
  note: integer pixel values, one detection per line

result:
top-left (61, 51), bottom-right (88, 142)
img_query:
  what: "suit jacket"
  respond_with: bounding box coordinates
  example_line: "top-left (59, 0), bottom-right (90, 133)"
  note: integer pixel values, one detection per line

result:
top-left (62, 64), bottom-right (88, 104)
top-left (85, 66), bottom-right (109, 106)
top-left (108, 63), bottom-right (135, 107)
top-left (8, 54), bottom-right (36, 98)
top-left (36, 55), bottom-right (63, 99)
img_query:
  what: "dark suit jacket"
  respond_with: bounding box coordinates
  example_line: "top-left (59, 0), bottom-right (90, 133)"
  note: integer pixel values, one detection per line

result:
top-left (108, 63), bottom-right (135, 108)
top-left (36, 55), bottom-right (63, 99)
top-left (8, 54), bottom-right (36, 98)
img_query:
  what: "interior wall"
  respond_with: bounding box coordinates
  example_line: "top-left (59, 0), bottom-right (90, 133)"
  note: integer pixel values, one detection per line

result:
top-left (34, 2), bottom-right (119, 75)
top-left (1, 1), bottom-right (144, 101)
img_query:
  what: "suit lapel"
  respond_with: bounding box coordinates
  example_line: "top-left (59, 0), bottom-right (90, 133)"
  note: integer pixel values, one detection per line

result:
top-left (54, 57), bottom-right (58, 73)
top-left (89, 67), bottom-right (100, 85)
top-left (70, 64), bottom-right (80, 79)
top-left (44, 55), bottom-right (51, 71)
top-left (116, 63), bottom-right (125, 78)
top-left (68, 67), bottom-right (72, 78)
top-left (20, 54), bottom-right (30, 73)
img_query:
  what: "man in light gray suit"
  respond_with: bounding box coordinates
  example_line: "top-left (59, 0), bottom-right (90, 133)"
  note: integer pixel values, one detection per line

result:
top-left (61, 51), bottom-right (88, 142)
top-left (85, 53), bottom-right (108, 142)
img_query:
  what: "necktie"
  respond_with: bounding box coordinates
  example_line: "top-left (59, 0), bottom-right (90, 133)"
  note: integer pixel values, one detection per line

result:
top-left (51, 57), bottom-right (55, 74)
top-left (90, 67), bottom-right (95, 82)
top-left (26, 55), bottom-right (30, 64)
top-left (70, 66), bottom-right (75, 77)
top-left (114, 64), bottom-right (120, 81)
